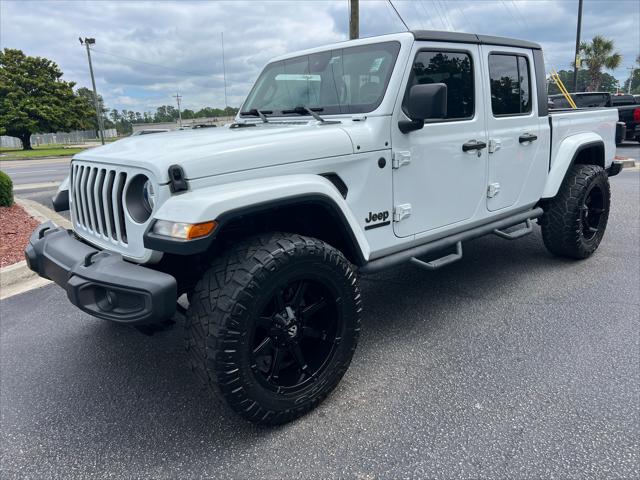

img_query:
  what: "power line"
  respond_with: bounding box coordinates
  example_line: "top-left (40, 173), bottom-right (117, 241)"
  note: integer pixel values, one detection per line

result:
top-left (416, 0), bottom-right (431, 29)
top-left (90, 48), bottom-right (211, 77)
top-left (500, 0), bottom-right (519, 29)
top-left (508, 0), bottom-right (529, 29)
top-left (435, 0), bottom-right (455, 30)
top-left (386, 0), bottom-right (409, 31)
top-left (455, 2), bottom-right (474, 32)
top-left (424, 0), bottom-right (447, 30)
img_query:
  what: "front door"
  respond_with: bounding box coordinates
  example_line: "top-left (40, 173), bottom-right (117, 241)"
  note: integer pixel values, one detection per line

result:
top-left (481, 46), bottom-right (541, 211)
top-left (391, 43), bottom-right (488, 238)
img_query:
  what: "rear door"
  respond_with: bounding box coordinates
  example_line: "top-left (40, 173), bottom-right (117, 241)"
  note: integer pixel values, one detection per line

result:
top-left (482, 47), bottom-right (542, 211)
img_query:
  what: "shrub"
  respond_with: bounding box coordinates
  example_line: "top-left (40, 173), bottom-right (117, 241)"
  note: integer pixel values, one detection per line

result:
top-left (0, 170), bottom-right (14, 207)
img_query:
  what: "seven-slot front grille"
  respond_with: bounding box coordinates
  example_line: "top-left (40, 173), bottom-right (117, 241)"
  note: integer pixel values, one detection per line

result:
top-left (71, 163), bottom-right (128, 244)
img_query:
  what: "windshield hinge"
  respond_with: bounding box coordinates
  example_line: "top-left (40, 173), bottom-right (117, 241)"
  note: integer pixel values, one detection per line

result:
top-left (392, 151), bottom-right (411, 169)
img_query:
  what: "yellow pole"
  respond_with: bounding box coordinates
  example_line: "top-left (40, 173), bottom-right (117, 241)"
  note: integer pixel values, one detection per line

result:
top-left (552, 70), bottom-right (577, 108)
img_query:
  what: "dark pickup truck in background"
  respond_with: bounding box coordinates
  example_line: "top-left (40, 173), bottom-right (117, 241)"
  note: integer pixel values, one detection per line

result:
top-left (549, 92), bottom-right (640, 144)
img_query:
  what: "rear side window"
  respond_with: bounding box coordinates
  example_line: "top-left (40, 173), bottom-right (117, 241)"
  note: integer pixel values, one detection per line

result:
top-left (403, 50), bottom-right (474, 120)
top-left (488, 54), bottom-right (531, 115)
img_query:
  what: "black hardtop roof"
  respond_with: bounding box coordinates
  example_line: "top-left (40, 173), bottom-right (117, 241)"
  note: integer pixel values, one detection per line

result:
top-left (411, 30), bottom-right (542, 50)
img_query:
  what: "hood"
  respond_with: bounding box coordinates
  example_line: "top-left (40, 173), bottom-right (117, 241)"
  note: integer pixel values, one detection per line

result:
top-left (74, 122), bottom-right (355, 183)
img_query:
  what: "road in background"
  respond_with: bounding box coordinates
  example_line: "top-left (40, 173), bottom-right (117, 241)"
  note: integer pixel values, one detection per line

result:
top-left (616, 142), bottom-right (639, 162)
top-left (0, 157), bottom-right (71, 186)
top-left (1, 167), bottom-right (638, 477)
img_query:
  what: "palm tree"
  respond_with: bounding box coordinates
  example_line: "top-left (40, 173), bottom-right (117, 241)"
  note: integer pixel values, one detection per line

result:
top-left (579, 35), bottom-right (622, 92)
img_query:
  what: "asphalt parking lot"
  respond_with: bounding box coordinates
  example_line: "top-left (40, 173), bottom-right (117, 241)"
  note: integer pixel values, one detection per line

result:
top-left (1, 156), bottom-right (638, 479)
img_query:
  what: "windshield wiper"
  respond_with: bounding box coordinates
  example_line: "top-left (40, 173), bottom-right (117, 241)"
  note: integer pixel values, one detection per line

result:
top-left (281, 106), bottom-right (326, 122)
top-left (239, 109), bottom-right (272, 123)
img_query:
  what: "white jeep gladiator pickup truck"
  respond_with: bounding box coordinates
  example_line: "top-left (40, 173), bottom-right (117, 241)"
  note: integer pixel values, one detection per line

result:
top-left (27, 31), bottom-right (623, 425)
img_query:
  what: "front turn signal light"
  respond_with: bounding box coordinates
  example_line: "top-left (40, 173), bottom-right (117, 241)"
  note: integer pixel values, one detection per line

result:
top-left (153, 220), bottom-right (217, 240)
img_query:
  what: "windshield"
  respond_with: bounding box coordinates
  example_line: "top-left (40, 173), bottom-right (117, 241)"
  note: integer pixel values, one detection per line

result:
top-left (241, 41), bottom-right (400, 116)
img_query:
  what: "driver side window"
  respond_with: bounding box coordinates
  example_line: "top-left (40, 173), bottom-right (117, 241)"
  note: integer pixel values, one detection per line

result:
top-left (402, 50), bottom-right (474, 121)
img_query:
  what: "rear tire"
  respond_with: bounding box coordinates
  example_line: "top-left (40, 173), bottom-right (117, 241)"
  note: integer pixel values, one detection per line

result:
top-left (540, 164), bottom-right (611, 259)
top-left (185, 233), bottom-right (362, 425)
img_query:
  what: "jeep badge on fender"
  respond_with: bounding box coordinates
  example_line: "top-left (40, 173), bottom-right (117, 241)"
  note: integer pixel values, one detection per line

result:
top-left (365, 210), bottom-right (389, 224)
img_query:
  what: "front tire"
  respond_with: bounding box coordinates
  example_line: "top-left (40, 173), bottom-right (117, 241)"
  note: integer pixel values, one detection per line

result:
top-left (185, 233), bottom-right (362, 425)
top-left (540, 164), bottom-right (611, 259)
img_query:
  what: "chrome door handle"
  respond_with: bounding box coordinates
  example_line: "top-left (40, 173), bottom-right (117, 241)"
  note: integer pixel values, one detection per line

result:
top-left (462, 140), bottom-right (487, 152)
top-left (519, 133), bottom-right (538, 144)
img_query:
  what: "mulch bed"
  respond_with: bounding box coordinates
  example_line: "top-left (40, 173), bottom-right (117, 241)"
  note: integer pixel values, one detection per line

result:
top-left (1, 204), bottom-right (40, 267)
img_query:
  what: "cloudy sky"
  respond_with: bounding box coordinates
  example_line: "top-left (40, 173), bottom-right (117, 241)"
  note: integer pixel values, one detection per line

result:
top-left (1, 0), bottom-right (638, 114)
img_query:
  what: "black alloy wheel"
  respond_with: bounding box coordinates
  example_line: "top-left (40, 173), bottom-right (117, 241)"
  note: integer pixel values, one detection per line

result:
top-left (251, 278), bottom-right (341, 394)
top-left (580, 183), bottom-right (605, 241)
top-left (185, 233), bottom-right (361, 425)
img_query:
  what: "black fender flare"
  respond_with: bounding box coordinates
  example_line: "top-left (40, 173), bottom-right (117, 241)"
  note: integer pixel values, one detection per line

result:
top-left (144, 193), bottom-right (367, 265)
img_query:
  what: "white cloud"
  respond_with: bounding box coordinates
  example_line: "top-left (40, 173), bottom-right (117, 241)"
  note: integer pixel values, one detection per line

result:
top-left (0, 0), bottom-right (638, 113)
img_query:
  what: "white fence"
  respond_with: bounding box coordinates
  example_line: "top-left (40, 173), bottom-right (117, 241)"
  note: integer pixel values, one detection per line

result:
top-left (0, 136), bottom-right (22, 149)
top-left (1, 129), bottom-right (117, 149)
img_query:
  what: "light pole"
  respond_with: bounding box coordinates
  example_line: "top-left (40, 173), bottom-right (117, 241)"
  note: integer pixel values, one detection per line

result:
top-left (221, 32), bottom-right (228, 110)
top-left (349, 0), bottom-right (359, 40)
top-left (627, 67), bottom-right (635, 94)
top-left (79, 37), bottom-right (105, 144)
top-left (571, 0), bottom-right (584, 93)
top-left (173, 93), bottom-right (183, 128)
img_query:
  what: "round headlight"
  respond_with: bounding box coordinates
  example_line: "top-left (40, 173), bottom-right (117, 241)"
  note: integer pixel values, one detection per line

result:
top-left (142, 179), bottom-right (155, 212)
top-left (125, 174), bottom-right (155, 224)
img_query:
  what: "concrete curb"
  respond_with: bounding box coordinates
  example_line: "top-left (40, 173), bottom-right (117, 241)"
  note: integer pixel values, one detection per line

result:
top-left (621, 159), bottom-right (638, 168)
top-left (15, 197), bottom-right (72, 229)
top-left (0, 262), bottom-right (51, 300)
top-left (13, 182), bottom-right (60, 192)
top-left (0, 156), bottom-right (71, 162)
top-left (1, 261), bottom-right (33, 288)
top-left (0, 199), bottom-right (69, 300)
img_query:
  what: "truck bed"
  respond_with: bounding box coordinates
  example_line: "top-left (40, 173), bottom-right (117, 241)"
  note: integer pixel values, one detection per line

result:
top-left (549, 108), bottom-right (618, 170)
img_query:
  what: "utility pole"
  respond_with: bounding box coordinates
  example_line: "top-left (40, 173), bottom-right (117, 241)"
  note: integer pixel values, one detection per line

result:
top-left (571, 0), bottom-right (584, 93)
top-left (626, 66), bottom-right (635, 94)
top-left (221, 32), bottom-right (228, 110)
top-left (173, 93), bottom-right (183, 128)
top-left (349, 0), bottom-right (359, 40)
top-left (79, 37), bottom-right (105, 144)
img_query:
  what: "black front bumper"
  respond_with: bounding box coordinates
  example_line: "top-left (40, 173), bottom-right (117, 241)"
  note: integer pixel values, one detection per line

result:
top-left (606, 160), bottom-right (624, 177)
top-left (25, 222), bottom-right (177, 324)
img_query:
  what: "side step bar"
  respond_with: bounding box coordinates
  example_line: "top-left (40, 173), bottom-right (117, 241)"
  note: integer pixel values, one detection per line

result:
top-left (493, 219), bottom-right (533, 240)
top-left (360, 207), bottom-right (544, 274)
top-left (411, 242), bottom-right (462, 270)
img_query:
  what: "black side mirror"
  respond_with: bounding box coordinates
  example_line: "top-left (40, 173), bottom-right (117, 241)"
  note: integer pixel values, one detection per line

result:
top-left (399, 83), bottom-right (448, 134)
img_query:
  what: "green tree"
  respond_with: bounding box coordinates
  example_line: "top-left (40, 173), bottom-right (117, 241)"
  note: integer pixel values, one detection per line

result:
top-left (0, 48), bottom-right (88, 149)
top-left (75, 86), bottom-right (108, 131)
top-left (549, 69), bottom-right (618, 94)
top-left (109, 108), bottom-right (121, 123)
top-left (181, 108), bottom-right (195, 119)
top-left (153, 105), bottom-right (179, 122)
top-left (579, 35), bottom-right (622, 92)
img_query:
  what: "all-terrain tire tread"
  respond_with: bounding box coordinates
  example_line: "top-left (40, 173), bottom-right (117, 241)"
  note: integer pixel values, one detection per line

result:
top-left (184, 233), bottom-right (362, 425)
top-left (540, 164), bottom-right (610, 259)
